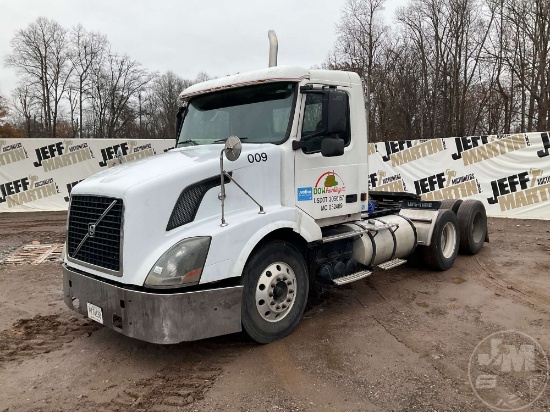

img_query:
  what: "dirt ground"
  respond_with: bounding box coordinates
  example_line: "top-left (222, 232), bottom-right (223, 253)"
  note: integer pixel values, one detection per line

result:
top-left (0, 211), bottom-right (549, 412)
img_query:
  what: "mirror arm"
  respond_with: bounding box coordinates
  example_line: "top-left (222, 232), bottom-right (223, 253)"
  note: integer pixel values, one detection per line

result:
top-left (218, 135), bottom-right (264, 227)
top-left (219, 149), bottom-right (228, 227)
top-left (223, 172), bottom-right (265, 215)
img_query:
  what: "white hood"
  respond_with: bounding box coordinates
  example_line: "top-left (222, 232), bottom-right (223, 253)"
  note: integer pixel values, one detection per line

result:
top-left (69, 143), bottom-right (285, 286)
top-left (77, 145), bottom-right (224, 196)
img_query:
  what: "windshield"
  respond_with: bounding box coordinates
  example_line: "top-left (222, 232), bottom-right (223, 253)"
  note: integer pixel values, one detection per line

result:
top-left (177, 82), bottom-right (296, 146)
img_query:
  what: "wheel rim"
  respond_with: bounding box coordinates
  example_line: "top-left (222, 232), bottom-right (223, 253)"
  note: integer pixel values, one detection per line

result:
top-left (471, 212), bottom-right (484, 244)
top-left (441, 222), bottom-right (457, 259)
top-left (255, 262), bottom-right (297, 322)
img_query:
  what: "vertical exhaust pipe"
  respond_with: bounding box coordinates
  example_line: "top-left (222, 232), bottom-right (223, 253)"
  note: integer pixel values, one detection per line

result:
top-left (268, 30), bottom-right (278, 67)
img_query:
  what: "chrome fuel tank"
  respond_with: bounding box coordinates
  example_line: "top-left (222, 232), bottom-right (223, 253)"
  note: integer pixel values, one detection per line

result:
top-left (345, 215), bottom-right (417, 266)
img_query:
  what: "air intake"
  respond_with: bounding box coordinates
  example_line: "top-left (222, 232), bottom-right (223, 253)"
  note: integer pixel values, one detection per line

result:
top-left (167, 175), bottom-right (230, 231)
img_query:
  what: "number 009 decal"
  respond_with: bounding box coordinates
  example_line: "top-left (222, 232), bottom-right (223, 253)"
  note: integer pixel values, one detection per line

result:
top-left (248, 153), bottom-right (268, 163)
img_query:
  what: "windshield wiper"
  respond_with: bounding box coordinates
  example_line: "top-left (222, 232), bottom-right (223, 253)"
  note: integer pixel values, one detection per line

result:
top-left (177, 139), bottom-right (199, 147)
top-left (213, 137), bottom-right (248, 143)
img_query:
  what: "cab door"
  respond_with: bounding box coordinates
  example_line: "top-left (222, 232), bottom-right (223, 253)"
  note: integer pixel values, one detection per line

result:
top-left (294, 86), bottom-right (362, 223)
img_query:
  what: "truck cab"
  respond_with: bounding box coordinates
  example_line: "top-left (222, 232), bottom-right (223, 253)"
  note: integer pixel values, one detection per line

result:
top-left (63, 65), bottom-right (488, 344)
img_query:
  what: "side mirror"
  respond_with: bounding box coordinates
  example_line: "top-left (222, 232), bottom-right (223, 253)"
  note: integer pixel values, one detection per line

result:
top-left (224, 135), bottom-right (242, 161)
top-left (321, 136), bottom-right (345, 157)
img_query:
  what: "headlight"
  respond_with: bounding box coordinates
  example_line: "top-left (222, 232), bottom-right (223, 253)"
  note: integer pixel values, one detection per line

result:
top-left (144, 237), bottom-right (211, 288)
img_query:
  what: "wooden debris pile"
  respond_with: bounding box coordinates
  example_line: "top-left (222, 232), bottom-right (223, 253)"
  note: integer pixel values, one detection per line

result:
top-left (3, 243), bottom-right (63, 265)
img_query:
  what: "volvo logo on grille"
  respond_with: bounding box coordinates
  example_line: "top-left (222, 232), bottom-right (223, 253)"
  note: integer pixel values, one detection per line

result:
top-left (72, 199), bottom-right (118, 258)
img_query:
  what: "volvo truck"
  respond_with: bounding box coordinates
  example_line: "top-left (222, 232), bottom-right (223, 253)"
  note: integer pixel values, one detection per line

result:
top-left (63, 33), bottom-right (488, 344)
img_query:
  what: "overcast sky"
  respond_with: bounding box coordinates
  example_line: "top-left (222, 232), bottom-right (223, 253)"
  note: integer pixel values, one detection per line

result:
top-left (0, 0), bottom-right (406, 97)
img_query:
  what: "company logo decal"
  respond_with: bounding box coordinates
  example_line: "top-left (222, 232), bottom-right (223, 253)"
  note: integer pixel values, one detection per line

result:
top-left (487, 168), bottom-right (549, 211)
top-left (369, 170), bottom-right (407, 192)
top-left (414, 169), bottom-right (481, 201)
top-left (0, 175), bottom-right (59, 208)
top-left (313, 171), bottom-right (346, 211)
top-left (297, 187), bottom-right (313, 201)
top-left (451, 134), bottom-right (529, 166)
top-left (0, 140), bottom-right (28, 166)
top-left (33, 139), bottom-right (94, 171)
top-left (380, 139), bottom-right (446, 167)
top-left (99, 141), bottom-right (156, 167)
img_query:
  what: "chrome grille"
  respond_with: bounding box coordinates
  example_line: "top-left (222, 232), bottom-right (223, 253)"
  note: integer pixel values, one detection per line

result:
top-left (67, 195), bottom-right (123, 271)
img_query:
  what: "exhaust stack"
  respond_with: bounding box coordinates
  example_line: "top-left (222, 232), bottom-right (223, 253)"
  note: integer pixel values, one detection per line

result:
top-left (268, 30), bottom-right (278, 67)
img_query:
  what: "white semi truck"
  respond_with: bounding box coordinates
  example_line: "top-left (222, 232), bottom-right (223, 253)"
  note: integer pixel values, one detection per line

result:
top-left (63, 34), bottom-right (488, 344)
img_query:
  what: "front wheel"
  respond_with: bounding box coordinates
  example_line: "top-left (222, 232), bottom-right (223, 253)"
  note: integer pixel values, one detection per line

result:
top-left (241, 242), bottom-right (309, 343)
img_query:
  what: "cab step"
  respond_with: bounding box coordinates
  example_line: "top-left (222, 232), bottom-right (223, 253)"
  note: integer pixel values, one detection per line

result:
top-left (332, 270), bottom-right (373, 286)
top-left (377, 258), bottom-right (407, 270)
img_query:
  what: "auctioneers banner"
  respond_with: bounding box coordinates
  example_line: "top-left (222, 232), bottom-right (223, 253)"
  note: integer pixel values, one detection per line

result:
top-left (367, 132), bottom-right (550, 220)
top-left (0, 132), bottom-right (549, 219)
top-left (0, 138), bottom-right (174, 212)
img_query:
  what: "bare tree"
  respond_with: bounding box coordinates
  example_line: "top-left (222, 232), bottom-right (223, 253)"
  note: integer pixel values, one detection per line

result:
top-left (148, 71), bottom-right (191, 139)
top-left (328, 0), bottom-right (388, 140)
top-left (11, 85), bottom-right (39, 138)
top-left (70, 25), bottom-right (107, 138)
top-left (5, 17), bottom-right (73, 138)
top-left (89, 51), bottom-right (155, 138)
top-left (0, 93), bottom-right (8, 123)
top-left (501, 0), bottom-right (549, 131)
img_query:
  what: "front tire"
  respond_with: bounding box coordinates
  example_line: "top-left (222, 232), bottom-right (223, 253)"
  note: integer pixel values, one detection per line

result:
top-left (241, 242), bottom-right (309, 343)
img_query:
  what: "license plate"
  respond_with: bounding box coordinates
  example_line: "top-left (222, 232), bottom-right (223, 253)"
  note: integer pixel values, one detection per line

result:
top-left (86, 302), bottom-right (104, 324)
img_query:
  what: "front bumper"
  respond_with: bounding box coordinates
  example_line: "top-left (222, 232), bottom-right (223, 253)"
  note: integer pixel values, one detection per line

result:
top-left (63, 264), bottom-right (243, 344)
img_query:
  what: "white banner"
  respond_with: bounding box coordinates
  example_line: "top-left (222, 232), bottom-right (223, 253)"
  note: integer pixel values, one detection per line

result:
top-left (0, 138), bottom-right (173, 212)
top-left (1, 133), bottom-right (549, 219)
top-left (368, 132), bottom-right (550, 219)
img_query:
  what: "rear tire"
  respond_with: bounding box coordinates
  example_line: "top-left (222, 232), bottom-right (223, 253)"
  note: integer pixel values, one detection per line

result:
top-left (241, 242), bottom-right (309, 343)
top-left (457, 200), bottom-right (487, 255)
top-left (439, 199), bottom-right (463, 214)
top-left (420, 209), bottom-right (459, 271)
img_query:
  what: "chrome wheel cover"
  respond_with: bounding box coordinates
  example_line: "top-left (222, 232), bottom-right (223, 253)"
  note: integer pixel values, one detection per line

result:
top-left (255, 262), bottom-right (297, 322)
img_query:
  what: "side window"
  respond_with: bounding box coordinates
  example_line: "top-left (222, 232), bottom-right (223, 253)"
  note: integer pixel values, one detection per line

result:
top-left (301, 91), bottom-right (350, 154)
top-left (302, 94), bottom-right (323, 137)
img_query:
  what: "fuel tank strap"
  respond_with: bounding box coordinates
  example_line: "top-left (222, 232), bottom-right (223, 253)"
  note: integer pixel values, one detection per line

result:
top-left (320, 220), bottom-right (398, 244)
